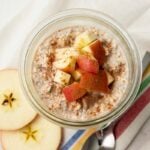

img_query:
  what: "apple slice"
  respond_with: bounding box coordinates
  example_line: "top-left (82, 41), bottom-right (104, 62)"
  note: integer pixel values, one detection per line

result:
top-left (74, 32), bottom-right (97, 50)
top-left (79, 70), bottom-right (110, 93)
top-left (0, 69), bottom-right (37, 130)
top-left (106, 71), bottom-right (114, 85)
top-left (1, 116), bottom-right (61, 150)
top-left (54, 70), bottom-right (71, 85)
top-left (77, 55), bottom-right (99, 74)
top-left (82, 40), bottom-right (106, 66)
top-left (55, 47), bottom-right (79, 60)
top-left (54, 56), bottom-right (76, 73)
top-left (63, 82), bottom-right (86, 102)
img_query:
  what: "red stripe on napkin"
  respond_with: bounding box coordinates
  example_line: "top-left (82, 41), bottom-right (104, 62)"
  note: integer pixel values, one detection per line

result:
top-left (115, 87), bottom-right (150, 139)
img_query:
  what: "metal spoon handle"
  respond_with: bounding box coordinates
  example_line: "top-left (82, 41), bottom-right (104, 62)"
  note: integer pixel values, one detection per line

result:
top-left (96, 123), bottom-right (116, 150)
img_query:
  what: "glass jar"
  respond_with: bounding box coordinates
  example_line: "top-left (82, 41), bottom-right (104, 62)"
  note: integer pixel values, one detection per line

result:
top-left (19, 9), bottom-right (142, 129)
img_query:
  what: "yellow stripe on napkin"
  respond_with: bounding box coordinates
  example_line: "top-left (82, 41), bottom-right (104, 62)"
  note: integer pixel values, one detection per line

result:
top-left (71, 128), bottom-right (97, 150)
top-left (143, 64), bottom-right (150, 79)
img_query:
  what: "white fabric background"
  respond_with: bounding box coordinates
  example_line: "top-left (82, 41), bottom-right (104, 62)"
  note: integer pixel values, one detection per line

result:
top-left (0, 0), bottom-right (150, 149)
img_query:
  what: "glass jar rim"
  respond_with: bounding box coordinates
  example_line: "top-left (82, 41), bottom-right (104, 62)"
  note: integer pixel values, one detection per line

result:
top-left (19, 8), bottom-right (142, 128)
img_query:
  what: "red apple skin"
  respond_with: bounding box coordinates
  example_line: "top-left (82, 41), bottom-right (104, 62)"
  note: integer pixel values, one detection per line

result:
top-left (88, 40), bottom-right (106, 66)
top-left (63, 82), bottom-right (87, 102)
top-left (77, 55), bottom-right (99, 74)
top-left (79, 70), bottom-right (110, 94)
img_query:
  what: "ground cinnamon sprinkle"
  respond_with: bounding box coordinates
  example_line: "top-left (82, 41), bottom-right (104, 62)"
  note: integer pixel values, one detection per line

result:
top-left (107, 103), bottom-right (113, 110)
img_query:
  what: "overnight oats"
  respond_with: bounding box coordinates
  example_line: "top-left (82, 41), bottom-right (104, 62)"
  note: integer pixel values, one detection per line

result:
top-left (32, 26), bottom-right (128, 121)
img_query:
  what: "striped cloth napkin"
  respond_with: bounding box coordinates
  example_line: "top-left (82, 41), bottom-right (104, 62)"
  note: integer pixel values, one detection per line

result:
top-left (61, 58), bottom-right (150, 150)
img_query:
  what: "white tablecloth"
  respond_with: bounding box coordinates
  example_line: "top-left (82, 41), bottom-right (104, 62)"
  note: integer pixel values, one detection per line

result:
top-left (0, 0), bottom-right (150, 149)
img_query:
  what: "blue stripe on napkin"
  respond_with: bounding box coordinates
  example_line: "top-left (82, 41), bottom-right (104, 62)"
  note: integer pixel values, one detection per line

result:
top-left (62, 130), bottom-right (85, 150)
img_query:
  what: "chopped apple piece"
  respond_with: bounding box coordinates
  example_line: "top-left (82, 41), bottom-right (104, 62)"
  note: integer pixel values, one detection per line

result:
top-left (82, 40), bottom-right (106, 66)
top-left (55, 47), bottom-right (79, 60)
top-left (106, 71), bottom-right (114, 85)
top-left (79, 70), bottom-right (110, 93)
top-left (77, 55), bottom-right (99, 74)
top-left (55, 48), bottom-right (66, 60)
top-left (53, 56), bottom-right (76, 73)
top-left (72, 70), bottom-right (82, 81)
top-left (63, 82), bottom-right (86, 102)
top-left (77, 69), bottom-right (86, 75)
top-left (54, 70), bottom-right (71, 85)
top-left (74, 32), bottom-right (97, 50)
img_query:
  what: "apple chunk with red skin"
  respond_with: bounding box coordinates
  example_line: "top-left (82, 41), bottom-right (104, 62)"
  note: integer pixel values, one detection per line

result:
top-left (63, 82), bottom-right (87, 102)
top-left (77, 55), bottom-right (99, 74)
top-left (53, 56), bottom-right (76, 73)
top-left (82, 40), bottom-right (106, 66)
top-left (79, 70), bottom-right (110, 94)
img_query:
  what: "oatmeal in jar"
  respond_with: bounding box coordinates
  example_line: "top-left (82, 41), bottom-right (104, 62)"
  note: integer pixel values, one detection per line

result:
top-left (32, 26), bottom-right (128, 120)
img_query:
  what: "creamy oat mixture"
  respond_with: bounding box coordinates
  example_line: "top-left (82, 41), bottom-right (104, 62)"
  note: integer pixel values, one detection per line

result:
top-left (32, 26), bottom-right (128, 120)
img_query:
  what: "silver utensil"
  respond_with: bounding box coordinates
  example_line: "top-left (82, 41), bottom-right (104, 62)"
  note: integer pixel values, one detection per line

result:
top-left (96, 123), bottom-right (116, 150)
top-left (82, 123), bottom-right (116, 150)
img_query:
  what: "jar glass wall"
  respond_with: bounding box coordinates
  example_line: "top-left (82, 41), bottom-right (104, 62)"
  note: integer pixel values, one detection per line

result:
top-left (20, 9), bottom-right (142, 128)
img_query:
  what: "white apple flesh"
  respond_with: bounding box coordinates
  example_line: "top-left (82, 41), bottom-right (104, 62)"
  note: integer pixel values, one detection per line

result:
top-left (54, 70), bottom-right (71, 85)
top-left (74, 32), bottom-right (97, 50)
top-left (55, 47), bottom-right (79, 60)
top-left (1, 116), bottom-right (61, 150)
top-left (0, 69), bottom-right (37, 130)
top-left (106, 71), bottom-right (114, 85)
top-left (54, 56), bottom-right (76, 73)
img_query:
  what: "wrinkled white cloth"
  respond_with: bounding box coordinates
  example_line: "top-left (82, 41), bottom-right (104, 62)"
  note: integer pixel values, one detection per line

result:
top-left (0, 0), bottom-right (150, 149)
